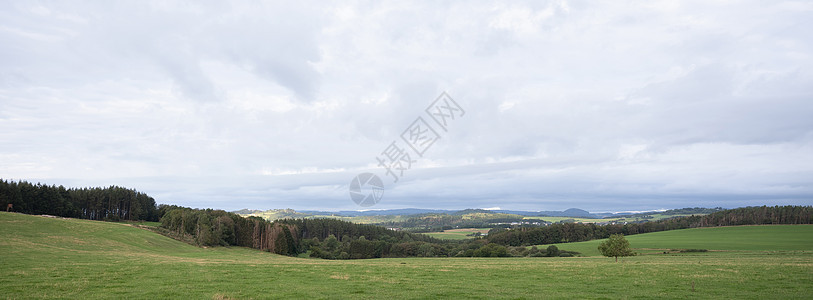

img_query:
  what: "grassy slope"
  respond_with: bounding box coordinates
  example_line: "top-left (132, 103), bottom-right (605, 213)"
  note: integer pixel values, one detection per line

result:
top-left (541, 225), bottom-right (813, 256)
top-left (2, 212), bottom-right (811, 299)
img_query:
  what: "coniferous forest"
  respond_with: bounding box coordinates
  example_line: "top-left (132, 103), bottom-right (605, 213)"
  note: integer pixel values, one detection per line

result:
top-left (0, 179), bottom-right (159, 221)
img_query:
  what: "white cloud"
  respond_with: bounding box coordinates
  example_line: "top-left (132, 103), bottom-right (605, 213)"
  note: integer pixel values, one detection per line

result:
top-left (1, 1), bottom-right (811, 211)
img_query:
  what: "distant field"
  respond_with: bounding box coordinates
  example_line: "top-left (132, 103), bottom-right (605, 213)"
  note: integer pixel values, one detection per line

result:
top-left (245, 211), bottom-right (408, 224)
top-left (423, 228), bottom-right (490, 240)
top-left (523, 216), bottom-right (619, 223)
top-left (539, 225), bottom-right (813, 256)
top-left (523, 214), bottom-right (702, 224)
top-left (2, 212), bottom-right (811, 299)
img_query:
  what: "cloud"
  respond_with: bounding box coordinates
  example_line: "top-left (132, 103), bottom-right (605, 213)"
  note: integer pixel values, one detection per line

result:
top-left (1, 1), bottom-right (812, 211)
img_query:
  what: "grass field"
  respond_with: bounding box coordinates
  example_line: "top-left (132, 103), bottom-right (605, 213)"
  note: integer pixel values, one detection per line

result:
top-left (423, 228), bottom-right (490, 240)
top-left (539, 225), bottom-right (813, 256)
top-left (2, 212), bottom-right (811, 299)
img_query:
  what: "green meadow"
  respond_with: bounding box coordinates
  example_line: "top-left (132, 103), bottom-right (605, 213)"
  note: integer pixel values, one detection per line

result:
top-left (423, 228), bottom-right (490, 240)
top-left (540, 225), bottom-right (813, 256)
top-left (1, 212), bottom-right (811, 299)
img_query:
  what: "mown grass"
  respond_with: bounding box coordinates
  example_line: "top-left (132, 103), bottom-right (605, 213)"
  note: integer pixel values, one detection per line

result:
top-left (1, 212), bottom-right (811, 299)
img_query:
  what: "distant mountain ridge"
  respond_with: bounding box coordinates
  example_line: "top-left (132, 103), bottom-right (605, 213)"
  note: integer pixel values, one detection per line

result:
top-left (493, 208), bottom-right (594, 218)
top-left (231, 207), bottom-right (725, 220)
top-left (233, 207), bottom-right (600, 218)
top-left (300, 208), bottom-right (452, 217)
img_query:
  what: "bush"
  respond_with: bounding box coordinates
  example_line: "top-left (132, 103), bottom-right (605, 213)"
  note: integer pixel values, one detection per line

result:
top-left (509, 246), bottom-right (529, 257)
top-left (546, 245), bottom-right (560, 257)
top-left (473, 243), bottom-right (510, 257)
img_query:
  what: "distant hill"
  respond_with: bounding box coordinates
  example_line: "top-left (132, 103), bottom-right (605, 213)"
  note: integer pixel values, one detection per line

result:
top-left (231, 208), bottom-right (313, 220)
top-left (452, 209), bottom-right (495, 215)
top-left (238, 208), bottom-right (598, 219)
top-left (299, 208), bottom-right (452, 217)
top-left (490, 208), bottom-right (595, 218)
top-left (591, 207), bottom-right (725, 219)
top-left (231, 208), bottom-right (262, 215)
top-left (232, 207), bottom-right (732, 230)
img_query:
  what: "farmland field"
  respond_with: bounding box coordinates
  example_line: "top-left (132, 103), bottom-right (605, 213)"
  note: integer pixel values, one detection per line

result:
top-left (1, 212), bottom-right (811, 299)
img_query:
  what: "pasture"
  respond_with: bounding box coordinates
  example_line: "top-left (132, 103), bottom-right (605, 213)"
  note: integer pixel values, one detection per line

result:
top-left (540, 225), bottom-right (813, 256)
top-left (1, 212), bottom-right (811, 299)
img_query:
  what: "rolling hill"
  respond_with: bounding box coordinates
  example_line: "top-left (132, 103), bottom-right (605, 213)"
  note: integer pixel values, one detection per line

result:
top-left (2, 212), bottom-right (811, 298)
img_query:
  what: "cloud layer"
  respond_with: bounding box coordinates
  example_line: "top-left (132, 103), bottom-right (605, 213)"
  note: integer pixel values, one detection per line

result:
top-left (2, 1), bottom-right (812, 211)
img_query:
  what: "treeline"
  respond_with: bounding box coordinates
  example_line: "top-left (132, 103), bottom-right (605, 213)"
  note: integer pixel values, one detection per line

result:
top-left (659, 207), bottom-right (723, 215)
top-left (684, 205), bottom-right (811, 226)
top-left (157, 207), bottom-right (448, 258)
top-left (0, 179), bottom-right (158, 221)
top-left (277, 218), bottom-right (439, 243)
top-left (380, 213), bottom-right (525, 232)
top-left (159, 207), bottom-right (300, 255)
top-left (276, 218), bottom-right (442, 259)
top-left (155, 207), bottom-right (589, 259)
top-left (488, 205), bottom-right (812, 246)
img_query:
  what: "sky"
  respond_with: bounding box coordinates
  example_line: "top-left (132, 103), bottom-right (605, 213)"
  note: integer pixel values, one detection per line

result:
top-left (1, 1), bottom-right (812, 212)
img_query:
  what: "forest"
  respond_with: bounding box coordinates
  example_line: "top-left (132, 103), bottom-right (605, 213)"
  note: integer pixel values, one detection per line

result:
top-left (0, 179), bottom-right (159, 222)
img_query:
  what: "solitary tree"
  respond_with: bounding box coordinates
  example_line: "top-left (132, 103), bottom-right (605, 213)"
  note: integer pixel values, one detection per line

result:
top-left (598, 234), bottom-right (635, 262)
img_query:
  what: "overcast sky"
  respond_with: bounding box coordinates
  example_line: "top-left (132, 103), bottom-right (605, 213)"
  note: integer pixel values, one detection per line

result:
top-left (2, 1), bottom-right (812, 212)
